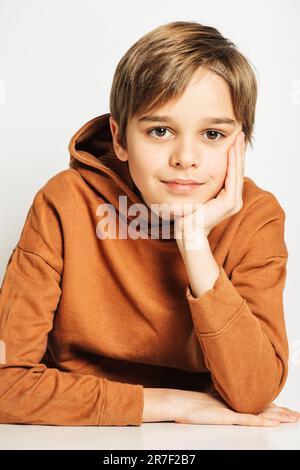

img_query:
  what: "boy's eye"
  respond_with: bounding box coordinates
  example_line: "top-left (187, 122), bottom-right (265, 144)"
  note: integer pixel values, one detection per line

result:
top-left (204, 130), bottom-right (225, 141)
top-left (147, 127), bottom-right (171, 138)
top-left (146, 127), bottom-right (225, 141)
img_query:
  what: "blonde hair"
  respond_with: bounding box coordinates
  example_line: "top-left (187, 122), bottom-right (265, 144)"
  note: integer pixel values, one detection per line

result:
top-left (109, 21), bottom-right (258, 149)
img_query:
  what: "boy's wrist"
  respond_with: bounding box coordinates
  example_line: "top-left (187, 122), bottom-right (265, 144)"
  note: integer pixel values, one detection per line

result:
top-left (142, 387), bottom-right (184, 423)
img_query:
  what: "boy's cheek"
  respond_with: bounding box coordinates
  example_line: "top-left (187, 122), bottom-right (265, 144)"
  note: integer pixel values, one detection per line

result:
top-left (209, 154), bottom-right (228, 180)
top-left (206, 166), bottom-right (227, 199)
top-left (206, 182), bottom-right (224, 201)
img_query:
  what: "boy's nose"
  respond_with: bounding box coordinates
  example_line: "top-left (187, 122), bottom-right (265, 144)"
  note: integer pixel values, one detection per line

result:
top-left (170, 151), bottom-right (201, 168)
top-left (169, 139), bottom-right (202, 168)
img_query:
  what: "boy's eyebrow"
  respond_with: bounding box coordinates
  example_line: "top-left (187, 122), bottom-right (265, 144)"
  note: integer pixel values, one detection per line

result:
top-left (138, 115), bottom-right (237, 126)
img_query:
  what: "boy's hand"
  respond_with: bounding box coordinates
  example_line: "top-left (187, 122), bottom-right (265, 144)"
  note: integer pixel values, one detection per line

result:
top-left (172, 389), bottom-right (300, 427)
top-left (143, 387), bottom-right (300, 426)
top-left (258, 401), bottom-right (300, 423)
top-left (175, 131), bottom-right (246, 252)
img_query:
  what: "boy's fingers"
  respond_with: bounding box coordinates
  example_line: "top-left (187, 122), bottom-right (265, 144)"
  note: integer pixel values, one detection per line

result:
top-left (272, 409), bottom-right (300, 419)
top-left (235, 132), bottom-right (244, 202)
top-left (241, 134), bottom-right (245, 179)
top-left (266, 404), bottom-right (300, 416)
top-left (260, 411), bottom-right (299, 422)
top-left (232, 412), bottom-right (280, 427)
top-left (225, 146), bottom-right (237, 205)
top-left (235, 133), bottom-right (241, 180)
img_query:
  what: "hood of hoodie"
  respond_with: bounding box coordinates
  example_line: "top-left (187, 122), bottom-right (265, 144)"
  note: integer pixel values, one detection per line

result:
top-left (68, 112), bottom-right (176, 240)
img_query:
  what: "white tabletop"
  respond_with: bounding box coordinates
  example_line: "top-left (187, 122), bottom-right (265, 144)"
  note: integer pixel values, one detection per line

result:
top-left (0, 421), bottom-right (299, 450)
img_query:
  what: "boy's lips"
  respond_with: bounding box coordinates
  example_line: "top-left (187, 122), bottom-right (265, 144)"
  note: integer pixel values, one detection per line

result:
top-left (162, 179), bottom-right (202, 184)
top-left (160, 179), bottom-right (204, 193)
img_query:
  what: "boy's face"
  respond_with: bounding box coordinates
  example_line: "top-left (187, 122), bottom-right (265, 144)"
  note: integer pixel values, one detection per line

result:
top-left (110, 67), bottom-right (244, 220)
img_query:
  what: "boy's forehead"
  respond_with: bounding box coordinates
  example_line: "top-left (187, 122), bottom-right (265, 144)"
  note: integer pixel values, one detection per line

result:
top-left (130, 70), bottom-right (237, 127)
top-left (130, 108), bottom-right (238, 130)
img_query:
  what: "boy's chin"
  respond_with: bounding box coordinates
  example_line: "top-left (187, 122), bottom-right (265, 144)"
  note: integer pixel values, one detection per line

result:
top-left (156, 203), bottom-right (205, 221)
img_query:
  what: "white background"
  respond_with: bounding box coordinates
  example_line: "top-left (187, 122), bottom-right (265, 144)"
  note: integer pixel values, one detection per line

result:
top-left (0, 0), bottom-right (300, 448)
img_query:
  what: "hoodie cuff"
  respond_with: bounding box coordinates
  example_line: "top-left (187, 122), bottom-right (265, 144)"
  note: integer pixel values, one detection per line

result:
top-left (100, 379), bottom-right (144, 426)
top-left (185, 265), bottom-right (245, 335)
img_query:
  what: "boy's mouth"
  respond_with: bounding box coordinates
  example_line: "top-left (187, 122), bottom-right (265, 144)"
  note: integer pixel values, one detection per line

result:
top-left (162, 178), bottom-right (202, 184)
top-left (160, 179), bottom-right (204, 193)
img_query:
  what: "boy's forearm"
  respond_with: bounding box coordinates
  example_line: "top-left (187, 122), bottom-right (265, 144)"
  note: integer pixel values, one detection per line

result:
top-left (180, 235), bottom-right (220, 298)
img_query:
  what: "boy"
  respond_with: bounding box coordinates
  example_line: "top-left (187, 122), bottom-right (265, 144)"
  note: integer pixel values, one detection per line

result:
top-left (0, 21), bottom-right (299, 427)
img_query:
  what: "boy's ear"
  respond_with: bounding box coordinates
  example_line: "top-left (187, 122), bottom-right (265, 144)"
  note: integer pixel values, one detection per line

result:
top-left (109, 116), bottom-right (128, 162)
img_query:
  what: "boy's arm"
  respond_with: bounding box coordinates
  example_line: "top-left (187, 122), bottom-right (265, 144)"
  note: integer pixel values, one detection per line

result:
top-left (0, 192), bottom-right (144, 426)
top-left (183, 195), bottom-right (289, 415)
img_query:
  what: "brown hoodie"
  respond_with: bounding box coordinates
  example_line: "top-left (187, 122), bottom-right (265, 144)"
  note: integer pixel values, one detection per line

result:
top-left (0, 113), bottom-right (289, 426)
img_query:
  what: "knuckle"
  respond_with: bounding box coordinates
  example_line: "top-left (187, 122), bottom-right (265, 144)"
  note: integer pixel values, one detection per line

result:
top-left (226, 200), bottom-right (236, 211)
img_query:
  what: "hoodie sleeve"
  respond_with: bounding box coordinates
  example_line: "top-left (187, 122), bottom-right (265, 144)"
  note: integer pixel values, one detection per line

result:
top-left (0, 190), bottom-right (144, 426)
top-left (185, 194), bottom-right (289, 415)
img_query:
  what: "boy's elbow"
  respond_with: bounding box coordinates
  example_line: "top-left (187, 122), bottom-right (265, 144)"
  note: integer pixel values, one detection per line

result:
top-left (227, 383), bottom-right (285, 415)
top-left (229, 398), bottom-right (271, 415)
top-left (219, 362), bottom-right (288, 415)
